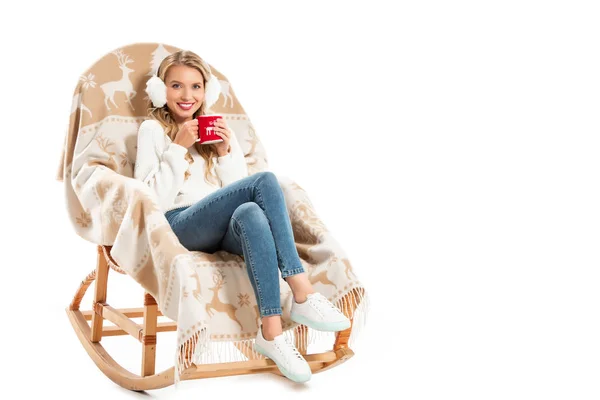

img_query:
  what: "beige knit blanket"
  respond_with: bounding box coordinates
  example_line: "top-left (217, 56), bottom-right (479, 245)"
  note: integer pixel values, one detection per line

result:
top-left (56, 42), bottom-right (370, 384)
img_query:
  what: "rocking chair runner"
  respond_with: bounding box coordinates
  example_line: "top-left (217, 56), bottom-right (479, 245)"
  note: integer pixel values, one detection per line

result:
top-left (66, 245), bottom-right (363, 390)
top-left (59, 42), bottom-right (369, 390)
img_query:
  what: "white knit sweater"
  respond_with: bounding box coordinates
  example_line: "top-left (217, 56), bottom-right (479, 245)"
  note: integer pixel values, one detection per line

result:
top-left (133, 119), bottom-right (249, 213)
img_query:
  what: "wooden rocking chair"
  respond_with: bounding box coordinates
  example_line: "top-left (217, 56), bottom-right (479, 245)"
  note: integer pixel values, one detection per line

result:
top-left (61, 42), bottom-right (367, 390)
top-left (66, 245), bottom-right (364, 390)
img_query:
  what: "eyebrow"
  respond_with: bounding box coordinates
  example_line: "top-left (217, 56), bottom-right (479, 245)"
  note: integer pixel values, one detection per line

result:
top-left (169, 80), bottom-right (203, 85)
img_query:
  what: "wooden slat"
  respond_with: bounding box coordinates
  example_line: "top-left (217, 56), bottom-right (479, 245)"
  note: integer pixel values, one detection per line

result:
top-left (101, 321), bottom-right (176, 336)
top-left (196, 354), bottom-right (336, 372)
top-left (182, 352), bottom-right (336, 380)
top-left (83, 307), bottom-right (164, 320)
top-left (101, 304), bottom-right (143, 341)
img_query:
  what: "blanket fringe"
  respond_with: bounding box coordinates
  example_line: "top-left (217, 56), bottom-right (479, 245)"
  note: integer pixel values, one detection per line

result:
top-left (172, 287), bottom-right (370, 387)
top-left (174, 325), bottom-right (210, 387)
top-left (335, 287), bottom-right (371, 348)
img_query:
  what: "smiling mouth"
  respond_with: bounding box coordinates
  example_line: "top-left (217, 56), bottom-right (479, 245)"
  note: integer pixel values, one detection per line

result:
top-left (177, 102), bottom-right (195, 110)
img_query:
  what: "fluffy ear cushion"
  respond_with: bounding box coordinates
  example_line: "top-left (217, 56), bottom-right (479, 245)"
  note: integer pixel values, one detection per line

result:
top-left (203, 73), bottom-right (220, 110)
top-left (145, 72), bottom-right (220, 110)
top-left (145, 75), bottom-right (167, 107)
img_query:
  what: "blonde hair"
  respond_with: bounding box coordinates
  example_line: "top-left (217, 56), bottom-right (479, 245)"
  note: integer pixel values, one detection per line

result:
top-left (146, 50), bottom-right (219, 186)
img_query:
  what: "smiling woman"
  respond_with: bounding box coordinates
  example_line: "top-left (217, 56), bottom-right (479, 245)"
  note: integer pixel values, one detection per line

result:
top-left (165, 67), bottom-right (205, 125)
top-left (133, 49), bottom-right (354, 384)
top-left (144, 50), bottom-right (223, 185)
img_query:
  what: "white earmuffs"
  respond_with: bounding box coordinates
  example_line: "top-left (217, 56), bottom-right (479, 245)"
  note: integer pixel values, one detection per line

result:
top-left (145, 62), bottom-right (220, 110)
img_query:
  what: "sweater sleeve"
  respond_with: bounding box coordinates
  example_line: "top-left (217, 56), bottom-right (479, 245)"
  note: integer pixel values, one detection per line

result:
top-left (133, 120), bottom-right (190, 210)
top-left (214, 128), bottom-right (249, 187)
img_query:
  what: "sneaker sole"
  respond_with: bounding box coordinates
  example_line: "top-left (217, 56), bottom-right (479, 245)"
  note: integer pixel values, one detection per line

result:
top-left (254, 343), bottom-right (312, 383)
top-left (290, 312), bottom-right (351, 332)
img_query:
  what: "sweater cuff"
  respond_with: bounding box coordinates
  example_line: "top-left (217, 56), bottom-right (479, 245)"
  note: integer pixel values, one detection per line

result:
top-left (168, 143), bottom-right (188, 157)
top-left (217, 152), bottom-right (233, 165)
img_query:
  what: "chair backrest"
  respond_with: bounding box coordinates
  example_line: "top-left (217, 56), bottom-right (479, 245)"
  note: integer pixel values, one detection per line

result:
top-left (56, 42), bottom-right (269, 244)
top-left (57, 42), bottom-right (268, 182)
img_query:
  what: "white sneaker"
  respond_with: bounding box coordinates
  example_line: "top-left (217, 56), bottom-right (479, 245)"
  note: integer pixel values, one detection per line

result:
top-left (291, 292), bottom-right (351, 332)
top-left (254, 324), bottom-right (312, 383)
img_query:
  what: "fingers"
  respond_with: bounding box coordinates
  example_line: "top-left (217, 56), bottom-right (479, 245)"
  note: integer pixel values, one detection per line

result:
top-left (214, 126), bottom-right (230, 138)
top-left (215, 131), bottom-right (229, 140)
top-left (214, 119), bottom-right (228, 128)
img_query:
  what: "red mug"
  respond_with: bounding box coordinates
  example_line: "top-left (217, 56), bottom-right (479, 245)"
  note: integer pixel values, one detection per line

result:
top-left (196, 115), bottom-right (224, 144)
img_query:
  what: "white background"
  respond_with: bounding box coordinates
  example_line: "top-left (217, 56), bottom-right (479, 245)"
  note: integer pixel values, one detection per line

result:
top-left (1, 0), bottom-right (599, 398)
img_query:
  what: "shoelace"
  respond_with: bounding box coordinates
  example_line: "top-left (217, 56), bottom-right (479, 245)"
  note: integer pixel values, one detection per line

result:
top-left (309, 293), bottom-right (340, 315)
top-left (275, 336), bottom-right (304, 360)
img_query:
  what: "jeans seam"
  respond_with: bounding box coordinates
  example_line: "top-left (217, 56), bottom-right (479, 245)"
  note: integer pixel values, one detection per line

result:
top-left (232, 216), bottom-right (264, 312)
top-left (253, 184), bottom-right (288, 271)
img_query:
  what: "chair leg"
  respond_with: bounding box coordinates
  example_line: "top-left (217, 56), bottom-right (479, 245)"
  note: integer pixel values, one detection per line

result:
top-left (141, 293), bottom-right (158, 377)
top-left (91, 245), bottom-right (109, 343)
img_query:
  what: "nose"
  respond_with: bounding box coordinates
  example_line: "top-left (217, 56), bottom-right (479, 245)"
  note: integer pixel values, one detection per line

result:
top-left (182, 88), bottom-right (192, 100)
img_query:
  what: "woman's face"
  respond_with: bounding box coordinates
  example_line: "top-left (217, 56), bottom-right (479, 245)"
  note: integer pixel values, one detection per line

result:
top-left (164, 64), bottom-right (205, 125)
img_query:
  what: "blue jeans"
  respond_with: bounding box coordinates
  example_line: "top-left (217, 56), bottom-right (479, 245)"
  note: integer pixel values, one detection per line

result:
top-left (164, 171), bottom-right (305, 317)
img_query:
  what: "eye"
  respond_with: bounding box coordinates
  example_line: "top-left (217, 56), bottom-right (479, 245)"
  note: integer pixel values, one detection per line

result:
top-left (171, 84), bottom-right (202, 89)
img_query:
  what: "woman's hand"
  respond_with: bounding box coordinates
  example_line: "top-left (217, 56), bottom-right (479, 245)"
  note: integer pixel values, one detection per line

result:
top-left (212, 118), bottom-right (232, 157)
top-left (173, 119), bottom-right (199, 149)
